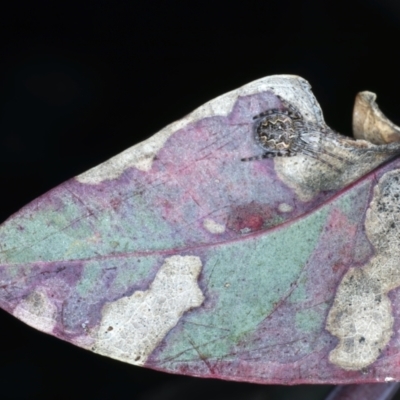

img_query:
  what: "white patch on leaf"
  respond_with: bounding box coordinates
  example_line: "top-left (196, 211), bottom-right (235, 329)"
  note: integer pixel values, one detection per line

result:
top-left (13, 290), bottom-right (57, 334)
top-left (326, 170), bottom-right (400, 370)
top-left (76, 75), bottom-right (321, 184)
top-left (203, 218), bottom-right (225, 234)
top-left (278, 203), bottom-right (293, 213)
top-left (93, 255), bottom-right (204, 365)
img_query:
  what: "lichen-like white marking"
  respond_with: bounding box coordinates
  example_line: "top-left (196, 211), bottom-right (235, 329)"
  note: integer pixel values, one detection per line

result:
top-left (203, 218), bottom-right (225, 234)
top-left (385, 377), bottom-right (395, 382)
top-left (326, 170), bottom-right (400, 370)
top-left (92, 255), bottom-right (204, 365)
top-left (278, 203), bottom-right (293, 213)
top-left (77, 75), bottom-right (322, 184)
top-left (13, 290), bottom-right (57, 334)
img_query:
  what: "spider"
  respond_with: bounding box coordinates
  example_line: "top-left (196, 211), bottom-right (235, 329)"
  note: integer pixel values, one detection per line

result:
top-left (241, 95), bottom-right (347, 169)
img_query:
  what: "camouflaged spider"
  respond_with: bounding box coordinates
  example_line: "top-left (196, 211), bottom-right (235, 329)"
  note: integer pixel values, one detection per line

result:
top-left (241, 95), bottom-right (346, 169)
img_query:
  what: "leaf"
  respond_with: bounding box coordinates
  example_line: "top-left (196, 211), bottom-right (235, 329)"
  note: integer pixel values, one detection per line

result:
top-left (1, 75), bottom-right (400, 384)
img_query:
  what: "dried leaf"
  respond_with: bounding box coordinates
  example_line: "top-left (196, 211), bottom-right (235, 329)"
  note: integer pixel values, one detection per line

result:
top-left (1, 75), bottom-right (400, 384)
top-left (353, 91), bottom-right (400, 144)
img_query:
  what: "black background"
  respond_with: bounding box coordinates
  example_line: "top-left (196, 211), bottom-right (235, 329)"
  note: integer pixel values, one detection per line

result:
top-left (0, 1), bottom-right (399, 399)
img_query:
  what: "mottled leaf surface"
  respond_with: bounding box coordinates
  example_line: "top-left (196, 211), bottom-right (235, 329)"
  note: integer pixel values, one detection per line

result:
top-left (1, 75), bottom-right (400, 384)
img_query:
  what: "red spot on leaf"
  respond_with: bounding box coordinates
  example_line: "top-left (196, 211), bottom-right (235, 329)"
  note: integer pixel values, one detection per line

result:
top-left (227, 202), bottom-right (273, 233)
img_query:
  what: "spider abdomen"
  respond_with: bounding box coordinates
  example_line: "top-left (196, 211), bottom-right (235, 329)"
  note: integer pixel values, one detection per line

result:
top-left (254, 112), bottom-right (297, 155)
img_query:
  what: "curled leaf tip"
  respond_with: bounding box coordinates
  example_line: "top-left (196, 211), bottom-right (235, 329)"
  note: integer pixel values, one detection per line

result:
top-left (353, 91), bottom-right (400, 145)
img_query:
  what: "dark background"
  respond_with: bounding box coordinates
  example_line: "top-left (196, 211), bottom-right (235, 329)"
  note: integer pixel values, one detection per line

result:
top-left (0, 1), bottom-right (399, 399)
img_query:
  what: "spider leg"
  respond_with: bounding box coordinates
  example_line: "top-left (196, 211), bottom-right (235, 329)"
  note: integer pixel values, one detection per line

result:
top-left (276, 95), bottom-right (302, 119)
top-left (241, 153), bottom-right (274, 162)
top-left (300, 138), bottom-right (353, 164)
top-left (291, 143), bottom-right (341, 172)
top-left (253, 109), bottom-right (281, 120)
top-left (241, 151), bottom-right (289, 161)
top-left (320, 147), bottom-right (353, 164)
top-left (297, 126), bottom-right (354, 165)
